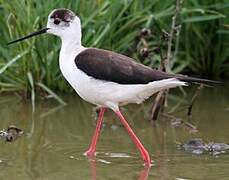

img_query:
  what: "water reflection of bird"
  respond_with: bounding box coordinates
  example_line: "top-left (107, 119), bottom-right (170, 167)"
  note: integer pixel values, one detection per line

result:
top-left (8, 8), bottom-right (218, 167)
top-left (88, 157), bottom-right (150, 180)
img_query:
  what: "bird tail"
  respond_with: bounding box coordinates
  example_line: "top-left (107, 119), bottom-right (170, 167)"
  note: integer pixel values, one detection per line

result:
top-left (150, 70), bottom-right (221, 85)
top-left (173, 74), bottom-right (221, 84)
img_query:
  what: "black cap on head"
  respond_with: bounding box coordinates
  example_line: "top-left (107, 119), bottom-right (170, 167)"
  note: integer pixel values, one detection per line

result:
top-left (50, 9), bottom-right (75, 22)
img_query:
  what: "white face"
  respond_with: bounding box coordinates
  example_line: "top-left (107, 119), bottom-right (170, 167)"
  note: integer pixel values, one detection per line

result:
top-left (46, 9), bottom-right (81, 38)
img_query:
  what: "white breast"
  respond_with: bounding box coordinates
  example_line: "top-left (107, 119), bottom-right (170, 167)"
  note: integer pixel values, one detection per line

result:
top-left (59, 45), bottom-right (109, 105)
top-left (59, 45), bottom-right (87, 97)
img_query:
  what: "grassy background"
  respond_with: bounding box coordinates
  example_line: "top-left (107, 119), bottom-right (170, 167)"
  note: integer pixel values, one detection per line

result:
top-left (0, 0), bottom-right (228, 97)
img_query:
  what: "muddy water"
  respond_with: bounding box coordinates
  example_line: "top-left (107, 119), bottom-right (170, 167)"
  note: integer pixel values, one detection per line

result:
top-left (0, 83), bottom-right (228, 180)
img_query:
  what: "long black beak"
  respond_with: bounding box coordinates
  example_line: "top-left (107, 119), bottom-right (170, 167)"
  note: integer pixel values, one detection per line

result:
top-left (7, 27), bottom-right (49, 45)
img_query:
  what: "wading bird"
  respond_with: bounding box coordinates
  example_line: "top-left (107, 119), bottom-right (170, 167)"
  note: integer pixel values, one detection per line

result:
top-left (8, 9), bottom-right (218, 167)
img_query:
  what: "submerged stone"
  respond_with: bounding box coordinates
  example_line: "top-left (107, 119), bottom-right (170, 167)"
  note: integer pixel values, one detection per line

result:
top-left (183, 139), bottom-right (205, 154)
top-left (182, 139), bottom-right (229, 156)
top-left (208, 143), bottom-right (229, 152)
top-left (0, 125), bottom-right (23, 142)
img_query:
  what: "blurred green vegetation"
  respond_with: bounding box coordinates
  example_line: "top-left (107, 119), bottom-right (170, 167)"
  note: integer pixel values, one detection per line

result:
top-left (0, 0), bottom-right (228, 96)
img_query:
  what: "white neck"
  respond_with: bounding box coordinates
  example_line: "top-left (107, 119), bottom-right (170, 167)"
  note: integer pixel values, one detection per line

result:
top-left (59, 30), bottom-right (86, 66)
top-left (60, 32), bottom-right (83, 56)
top-left (61, 31), bottom-right (81, 48)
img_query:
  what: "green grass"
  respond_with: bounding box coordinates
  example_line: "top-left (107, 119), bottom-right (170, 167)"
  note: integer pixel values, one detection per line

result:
top-left (178, 0), bottom-right (229, 77)
top-left (0, 0), bottom-right (228, 100)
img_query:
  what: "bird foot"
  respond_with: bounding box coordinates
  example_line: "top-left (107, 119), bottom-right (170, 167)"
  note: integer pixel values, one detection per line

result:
top-left (84, 149), bottom-right (96, 157)
top-left (142, 154), bottom-right (152, 167)
top-left (143, 160), bottom-right (153, 168)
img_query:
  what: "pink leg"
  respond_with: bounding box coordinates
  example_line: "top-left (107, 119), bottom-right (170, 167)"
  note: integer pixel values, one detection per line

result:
top-left (138, 167), bottom-right (150, 180)
top-left (115, 110), bottom-right (152, 167)
top-left (89, 158), bottom-right (97, 180)
top-left (84, 107), bottom-right (106, 157)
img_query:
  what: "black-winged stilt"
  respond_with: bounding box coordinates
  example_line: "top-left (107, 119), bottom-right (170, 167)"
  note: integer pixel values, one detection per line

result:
top-left (8, 9), bottom-right (218, 167)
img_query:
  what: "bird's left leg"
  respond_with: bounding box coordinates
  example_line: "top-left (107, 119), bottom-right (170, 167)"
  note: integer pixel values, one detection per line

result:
top-left (84, 107), bottom-right (106, 157)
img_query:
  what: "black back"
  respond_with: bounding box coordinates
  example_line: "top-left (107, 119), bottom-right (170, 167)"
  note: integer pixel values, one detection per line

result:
top-left (75, 48), bottom-right (175, 84)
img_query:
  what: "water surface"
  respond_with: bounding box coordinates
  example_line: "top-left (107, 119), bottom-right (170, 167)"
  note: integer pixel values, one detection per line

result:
top-left (0, 84), bottom-right (228, 180)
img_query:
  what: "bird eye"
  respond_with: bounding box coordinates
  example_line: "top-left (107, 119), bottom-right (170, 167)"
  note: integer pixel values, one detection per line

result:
top-left (54, 18), bottom-right (61, 25)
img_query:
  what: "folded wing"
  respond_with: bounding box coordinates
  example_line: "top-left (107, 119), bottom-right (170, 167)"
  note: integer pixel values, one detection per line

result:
top-left (75, 48), bottom-right (219, 84)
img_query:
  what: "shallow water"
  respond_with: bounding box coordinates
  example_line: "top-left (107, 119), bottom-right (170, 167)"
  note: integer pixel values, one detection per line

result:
top-left (0, 83), bottom-right (228, 180)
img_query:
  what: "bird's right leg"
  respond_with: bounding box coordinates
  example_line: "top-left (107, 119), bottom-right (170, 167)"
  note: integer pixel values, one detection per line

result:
top-left (114, 109), bottom-right (152, 167)
top-left (84, 107), bottom-right (106, 157)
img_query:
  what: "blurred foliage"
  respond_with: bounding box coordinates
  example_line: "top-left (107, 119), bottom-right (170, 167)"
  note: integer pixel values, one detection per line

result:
top-left (0, 0), bottom-right (228, 97)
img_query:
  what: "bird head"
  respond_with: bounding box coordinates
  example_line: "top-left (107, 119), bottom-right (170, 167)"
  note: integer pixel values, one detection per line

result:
top-left (7, 8), bottom-right (81, 45)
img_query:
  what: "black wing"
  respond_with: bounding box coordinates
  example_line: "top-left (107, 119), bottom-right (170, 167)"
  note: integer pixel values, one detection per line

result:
top-left (75, 48), bottom-right (219, 85)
